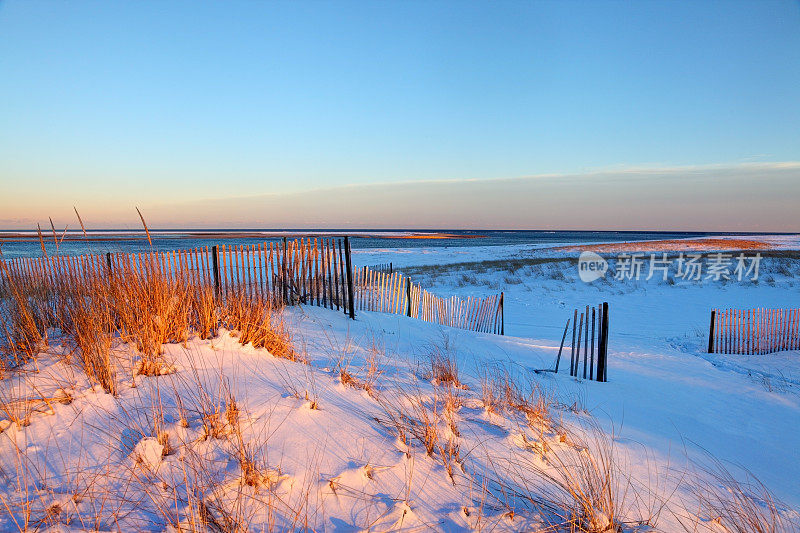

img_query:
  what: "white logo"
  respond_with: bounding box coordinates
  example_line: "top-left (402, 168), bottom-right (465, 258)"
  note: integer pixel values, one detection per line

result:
top-left (578, 251), bottom-right (608, 283)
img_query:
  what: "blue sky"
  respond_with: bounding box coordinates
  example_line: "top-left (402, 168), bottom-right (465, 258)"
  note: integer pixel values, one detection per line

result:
top-left (1, 1), bottom-right (799, 229)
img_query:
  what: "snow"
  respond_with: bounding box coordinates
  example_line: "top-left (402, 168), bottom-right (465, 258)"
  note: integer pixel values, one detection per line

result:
top-left (355, 240), bottom-right (800, 511)
top-left (132, 437), bottom-right (165, 472)
top-left (1, 236), bottom-right (799, 530)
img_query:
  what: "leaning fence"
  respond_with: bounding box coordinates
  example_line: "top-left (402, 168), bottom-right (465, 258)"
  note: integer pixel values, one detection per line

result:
top-left (0, 237), bottom-right (504, 335)
top-left (551, 302), bottom-right (610, 382)
top-left (708, 308), bottom-right (800, 354)
top-left (354, 266), bottom-right (504, 334)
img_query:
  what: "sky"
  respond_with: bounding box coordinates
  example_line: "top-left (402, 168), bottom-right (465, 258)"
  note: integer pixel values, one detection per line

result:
top-left (1, 0), bottom-right (799, 230)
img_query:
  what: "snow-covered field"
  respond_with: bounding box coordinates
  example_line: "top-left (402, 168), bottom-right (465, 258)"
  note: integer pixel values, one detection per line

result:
top-left (2, 237), bottom-right (799, 531)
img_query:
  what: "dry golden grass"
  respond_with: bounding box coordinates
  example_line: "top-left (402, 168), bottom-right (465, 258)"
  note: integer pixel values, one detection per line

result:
top-left (496, 420), bottom-right (632, 532)
top-left (426, 333), bottom-right (463, 388)
top-left (223, 291), bottom-right (294, 360)
top-left (678, 455), bottom-right (800, 533)
top-left (333, 339), bottom-right (383, 399)
top-left (67, 283), bottom-right (117, 395)
top-left (377, 385), bottom-right (464, 484)
top-left (0, 258), bottom-right (293, 394)
top-left (479, 364), bottom-right (554, 433)
top-left (191, 284), bottom-right (220, 340)
top-left (105, 264), bottom-right (193, 372)
top-left (0, 266), bottom-right (50, 369)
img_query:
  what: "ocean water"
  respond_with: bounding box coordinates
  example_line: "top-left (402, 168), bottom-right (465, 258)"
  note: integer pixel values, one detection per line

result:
top-left (0, 229), bottom-right (780, 259)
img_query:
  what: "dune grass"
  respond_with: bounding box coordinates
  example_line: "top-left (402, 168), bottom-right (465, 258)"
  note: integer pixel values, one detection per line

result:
top-left (1, 256), bottom-right (798, 531)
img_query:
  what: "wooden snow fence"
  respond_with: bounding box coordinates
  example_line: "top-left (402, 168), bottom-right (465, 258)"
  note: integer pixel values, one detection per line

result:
top-left (214, 237), bottom-right (355, 314)
top-left (551, 302), bottom-right (609, 382)
top-left (368, 262), bottom-right (393, 274)
top-left (0, 237), bottom-right (504, 335)
top-left (354, 266), bottom-right (504, 334)
top-left (708, 308), bottom-right (800, 355)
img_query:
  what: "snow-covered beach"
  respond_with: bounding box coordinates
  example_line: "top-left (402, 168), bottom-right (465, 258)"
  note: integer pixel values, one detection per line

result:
top-left (4, 0), bottom-right (799, 529)
top-left (2, 234), bottom-right (799, 531)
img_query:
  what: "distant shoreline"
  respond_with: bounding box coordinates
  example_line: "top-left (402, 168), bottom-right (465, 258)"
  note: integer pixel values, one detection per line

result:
top-left (555, 237), bottom-right (788, 253)
top-left (0, 230), bottom-right (484, 243)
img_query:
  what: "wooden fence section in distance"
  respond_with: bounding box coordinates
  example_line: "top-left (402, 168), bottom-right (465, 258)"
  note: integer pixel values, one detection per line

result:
top-left (553, 302), bottom-right (609, 382)
top-left (0, 237), bottom-right (504, 336)
top-left (708, 308), bottom-right (800, 355)
top-left (368, 262), bottom-right (393, 275)
top-left (354, 266), bottom-right (504, 335)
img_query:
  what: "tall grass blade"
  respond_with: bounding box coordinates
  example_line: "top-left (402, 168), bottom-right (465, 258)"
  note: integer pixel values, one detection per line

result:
top-left (74, 206), bottom-right (88, 237)
top-left (48, 217), bottom-right (59, 252)
top-left (36, 224), bottom-right (47, 256)
top-left (136, 206), bottom-right (153, 247)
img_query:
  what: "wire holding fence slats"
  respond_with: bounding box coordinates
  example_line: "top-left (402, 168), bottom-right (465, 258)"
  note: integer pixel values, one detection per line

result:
top-left (708, 307), bottom-right (800, 354)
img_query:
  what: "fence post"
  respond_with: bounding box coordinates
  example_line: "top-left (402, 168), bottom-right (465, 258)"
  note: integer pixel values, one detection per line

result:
top-left (708, 310), bottom-right (716, 353)
top-left (338, 240), bottom-right (346, 314)
top-left (554, 318), bottom-right (570, 373)
top-left (344, 236), bottom-right (355, 320)
top-left (105, 252), bottom-right (113, 276)
top-left (590, 306), bottom-right (596, 380)
top-left (211, 245), bottom-right (220, 297)
top-left (570, 309), bottom-right (577, 376)
top-left (499, 292), bottom-right (504, 335)
top-left (282, 237), bottom-right (288, 304)
top-left (596, 304), bottom-right (603, 381)
top-left (597, 301), bottom-right (609, 382)
top-left (576, 312), bottom-right (584, 378)
top-left (406, 277), bottom-right (412, 317)
top-left (583, 305), bottom-right (589, 379)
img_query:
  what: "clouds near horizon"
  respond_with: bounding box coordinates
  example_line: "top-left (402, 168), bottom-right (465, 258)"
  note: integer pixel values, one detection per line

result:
top-left (150, 163), bottom-right (800, 232)
top-left (3, 163), bottom-right (794, 232)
